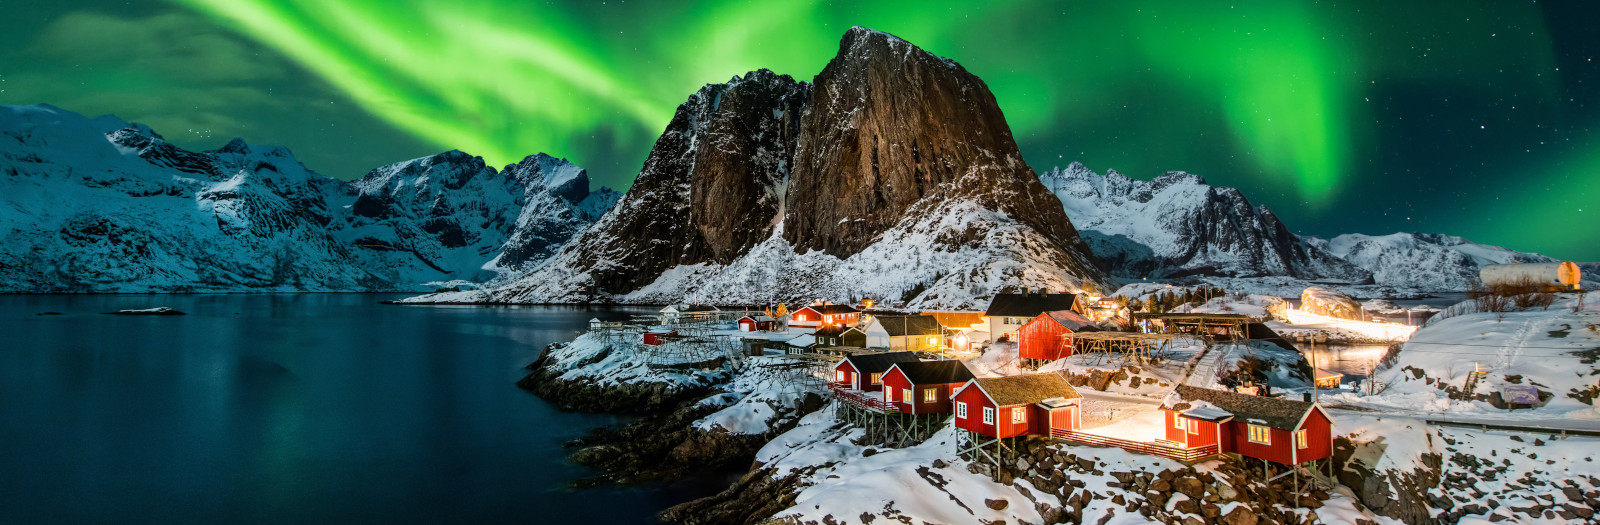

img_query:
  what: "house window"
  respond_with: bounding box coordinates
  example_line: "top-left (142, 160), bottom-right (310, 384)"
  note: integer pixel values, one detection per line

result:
top-left (924, 388), bottom-right (937, 403)
top-left (956, 402), bottom-right (967, 419)
top-left (1012, 407), bottom-right (1026, 424)
top-left (982, 407), bottom-right (995, 425)
top-left (1174, 415), bottom-right (1186, 429)
top-left (902, 389), bottom-right (912, 403)
top-left (871, 373), bottom-right (882, 385)
top-left (1296, 429), bottom-right (1308, 449)
top-left (836, 370), bottom-right (846, 382)
top-left (1247, 424), bottom-right (1271, 444)
top-left (1188, 420), bottom-right (1199, 435)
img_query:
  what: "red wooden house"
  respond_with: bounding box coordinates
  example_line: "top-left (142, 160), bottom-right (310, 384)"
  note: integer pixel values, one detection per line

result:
top-left (1016, 310), bottom-right (1098, 362)
top-left (737, 315), bottom-right (777, 332)
top-left (951, 373), bottom-right (1083, 439)
top-left (791, 304), bottom-right (860, 328)
top-left (881, 360), bottom-right (976, 414)
top-left (832, 351), bottom-right (920, 392)
top-left (643, 330), bottom-right (678, 345)
top-left (1160, 385), bottom-right (1333, 466)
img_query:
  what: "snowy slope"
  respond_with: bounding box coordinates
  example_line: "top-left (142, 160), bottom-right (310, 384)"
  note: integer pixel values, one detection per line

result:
top-left (1304, 232), bottom-right (1556, 291)
top-left (0, 104), bottom-right (613, 292)
top-left (1042, 162), bottom-right (1369, 282)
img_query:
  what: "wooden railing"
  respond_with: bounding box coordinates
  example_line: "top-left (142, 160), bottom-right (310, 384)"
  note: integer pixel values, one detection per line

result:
top-left (828, 382), bottom-right (899, 413)
top-left (1051, 430), bottom-right (1219, 461)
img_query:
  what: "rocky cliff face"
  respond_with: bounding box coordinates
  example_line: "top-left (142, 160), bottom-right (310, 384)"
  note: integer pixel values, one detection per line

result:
top-left (784, 28), bottom-right (1091, 261)
top-left (0, 104), bottom-right (612, 292)
top-left (485, 28), bottom-right (1109, 308)
top-left (514, 69), bottom-right (808, 296)
top-left (1042, 162), bottom-right (1372, 282)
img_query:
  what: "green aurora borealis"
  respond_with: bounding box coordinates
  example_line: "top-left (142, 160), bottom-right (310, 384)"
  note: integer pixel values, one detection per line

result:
top-left (1, 1), bottom-right (1595, 259)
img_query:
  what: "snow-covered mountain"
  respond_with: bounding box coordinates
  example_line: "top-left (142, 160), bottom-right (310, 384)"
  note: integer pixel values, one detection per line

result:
top-left (1041, 162), bottom-right (1370, 282)
top-left (1303, 232), bottom-right (1556, 291)
top-left (0, 104), bottom-right (614, 292)
top-left (448, 28), bottom-right (1110, 309)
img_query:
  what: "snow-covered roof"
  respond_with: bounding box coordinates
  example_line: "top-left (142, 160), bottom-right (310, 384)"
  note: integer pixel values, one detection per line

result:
top-left (786, 334), bottom-right (817, 347)
top-left (1180, 406), bottom-right (1233, 422)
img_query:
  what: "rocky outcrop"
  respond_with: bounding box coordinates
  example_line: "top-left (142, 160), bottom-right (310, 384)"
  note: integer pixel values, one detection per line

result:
top-left (660, 468), bottom-right (812, 525)
top-left (784, 28), bottom-right (1095, 268)
top-left (1043, 162), bottom-right (1371, 281)
top-left (516, 69), bottom-right (808, 296)
top-left (967, 437), bottom-right (1333, 524)
top-left (1301, 286), bottom-right (1365, 320)
top-left (484, 28), bottom-right (1109, 307)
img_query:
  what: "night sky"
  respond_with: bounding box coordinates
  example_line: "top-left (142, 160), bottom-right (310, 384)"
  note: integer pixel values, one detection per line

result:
top-left (2, 1), bottom-right (1595, 260)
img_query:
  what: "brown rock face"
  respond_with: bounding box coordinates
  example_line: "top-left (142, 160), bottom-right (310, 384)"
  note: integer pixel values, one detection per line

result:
top-left (784, 27), bottom-right (1093, 261)
top-left (566, 69), bottom-right (808, 294)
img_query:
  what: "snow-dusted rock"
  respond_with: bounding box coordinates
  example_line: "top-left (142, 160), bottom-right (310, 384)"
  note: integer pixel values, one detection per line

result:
top-left (0, 104), bottom-right (613, 292)
top-left (1301, 286), bottom-right (1365, 320)
top-left (1304, 232), bottom-right (1555, 292)
top-left (1042, 162), bottom-right (1370, 282)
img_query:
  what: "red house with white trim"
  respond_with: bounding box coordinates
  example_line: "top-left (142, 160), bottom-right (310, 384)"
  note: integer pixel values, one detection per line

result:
top-left (832, 351), bottom-right (920, 392)
top-left (881, 361), bottom-right (975, 414)
top-left (791, 304), bottom-right (860, 328)
top-left (737, 315), bottom-right (777, 332)
top-left (951, 373), bottom-right (1083, 439)
top-left (1016, 310), bottom-right (1098, 361)
top-left (1160, 385), bottom-right (1333, 466)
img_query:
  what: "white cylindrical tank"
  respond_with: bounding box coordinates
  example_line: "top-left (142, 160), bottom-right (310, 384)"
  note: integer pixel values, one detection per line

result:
top-left (1479, 262), bottom-right (1582, 290)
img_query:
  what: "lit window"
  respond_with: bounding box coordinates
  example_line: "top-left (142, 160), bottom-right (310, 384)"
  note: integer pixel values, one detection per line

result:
top-left (924, 388), bottom-right (937, 403)
top-left (956, 402), bottom-right (967, 418)
top-left (1296, 429), bottom-right (1308, 449)
top-left (836, 370), bottom-right (846, 382)
top-left (1012, 407), bottom-right (1026, 424)
top-left (871, 373), bottom-right (882, 384)
top-left (1174, 415), bottom-right (1185, 429)
top-left (902, 389), bottom-right (911, 403)
top-left (982, 407), bottom-right (995, 425)
top-left (1247, 424), bottom-right (1271, 444)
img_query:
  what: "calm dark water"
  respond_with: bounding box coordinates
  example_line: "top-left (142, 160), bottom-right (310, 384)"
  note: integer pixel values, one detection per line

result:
top-left (0, 294), bottom-right (703, 524)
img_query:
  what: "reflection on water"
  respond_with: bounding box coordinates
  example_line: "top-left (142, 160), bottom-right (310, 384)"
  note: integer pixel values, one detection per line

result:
top-left (0, 294), bottom-right (707, 524)
top-left (1294, 342), bottom-right (1392, 383)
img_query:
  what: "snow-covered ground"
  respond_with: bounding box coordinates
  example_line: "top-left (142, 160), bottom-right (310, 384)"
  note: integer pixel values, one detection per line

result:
top-left (1325, 293), bottom-right (1600, 423)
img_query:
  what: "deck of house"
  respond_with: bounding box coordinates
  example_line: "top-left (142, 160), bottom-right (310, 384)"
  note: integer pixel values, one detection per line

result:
top-left (827, 382), bottom-right (899, 412)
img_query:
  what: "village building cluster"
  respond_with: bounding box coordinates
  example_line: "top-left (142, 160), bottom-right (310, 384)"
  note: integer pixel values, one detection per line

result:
top-left (624, 288), bottom-right (1340, 498)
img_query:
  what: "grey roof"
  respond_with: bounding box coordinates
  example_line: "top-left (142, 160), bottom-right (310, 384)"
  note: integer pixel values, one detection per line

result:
top-left (888, 360), bottom-right (974, 385)
top-left (984, 293), bottom-right (1081, 317)
top-left (1163, 385), bottom-right (1318, 430)
top-left (844, 351), bottom-right (921, 375)
top-left (876, 315), bottom-right (942, 336)
top-left (972, 373), bottom-right (1082, 406)
top-left (800, 304), bottom-right (860, 315)
top-left (814, 325), bottom-right (863, 338)
top-left (1036, 310), bottom-right (1099, 331)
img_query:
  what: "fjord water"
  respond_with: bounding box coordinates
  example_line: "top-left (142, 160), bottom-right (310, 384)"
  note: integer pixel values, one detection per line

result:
top-left (0, 294), bottom-right (690, 524)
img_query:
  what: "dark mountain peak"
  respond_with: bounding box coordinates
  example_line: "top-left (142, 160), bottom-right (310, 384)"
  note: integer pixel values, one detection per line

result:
top-left (216, 137), bottom-right (251, 155)
top-left (784, 27), bottom-right (1101, 282)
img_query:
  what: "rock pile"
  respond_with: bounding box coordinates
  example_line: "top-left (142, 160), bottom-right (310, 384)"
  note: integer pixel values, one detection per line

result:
top-left (969, 438), bottom-right (1334, 524)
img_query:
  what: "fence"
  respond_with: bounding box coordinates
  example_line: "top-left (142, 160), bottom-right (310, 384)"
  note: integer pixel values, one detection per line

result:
top-left (1051, 429), bottom-right (1219, 461)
